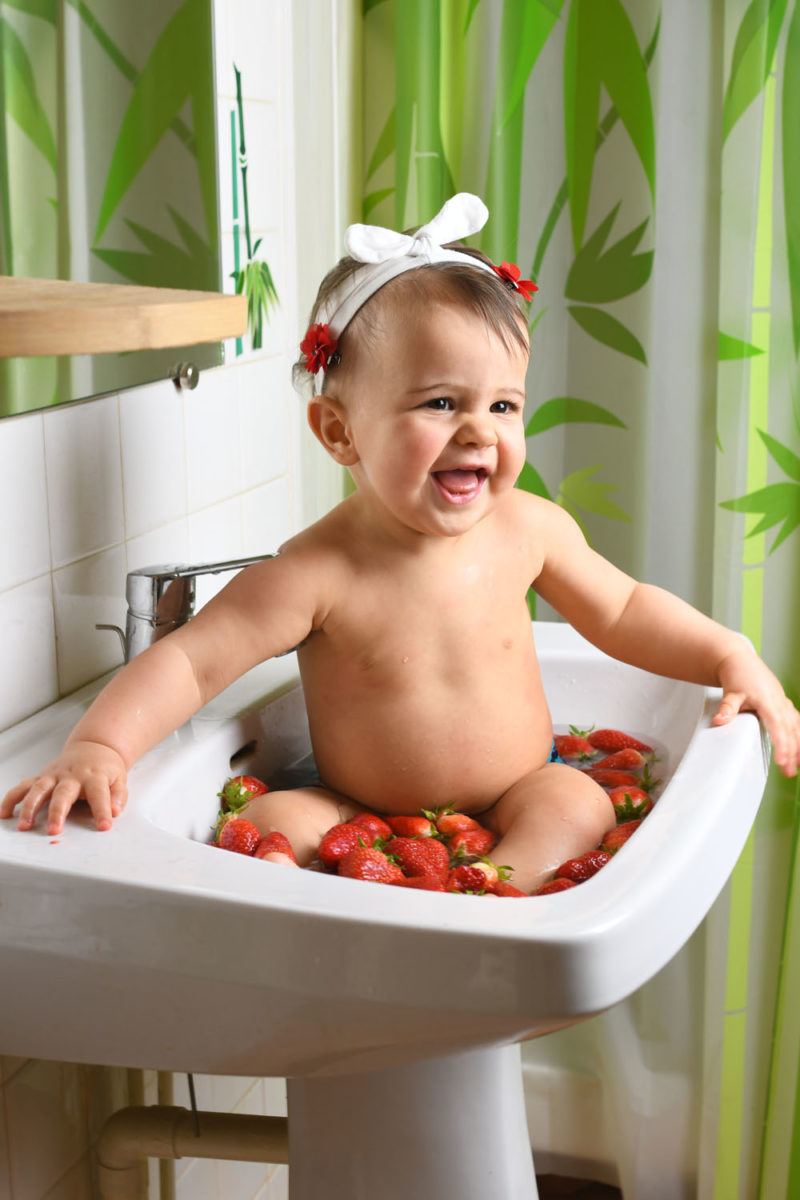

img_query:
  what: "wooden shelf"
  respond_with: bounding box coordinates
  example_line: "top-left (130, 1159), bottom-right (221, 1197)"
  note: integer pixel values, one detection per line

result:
top-left (0, 276), bottom-right (248, 357)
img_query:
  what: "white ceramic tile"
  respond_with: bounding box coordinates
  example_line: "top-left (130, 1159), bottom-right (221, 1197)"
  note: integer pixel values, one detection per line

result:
top-left (254, 1166), bottom-right (289, 1200)
top-left (41, 1153), bottom-right (93, 1200)
top-left (235, 101), bottom-right (282, 234)
top-left (53, 546), bottom-right (128, 693)
top-left (175, 1157), bottom-right (219, 1200)
top-left (126, 518), bottom-right (192, 575)
top-left (187, 497), bottom-right (245, 608)
top-left (119, 379), bottom-right (187, 540)
top-left (217, 1082), bottom-right (275, 1200)
top-left (184, 367), bottom-right (242, 512)
top-left (0, 576), bottom-right (59, 731)
top-left (241, 478), bottom-right (292, 557)
top-left (238, 358), bottom-right (290, 489)
top-left (0, 415), bottom-right (51, 591)
top-left (4, 1060), bottom-right (88, 1199)
top-left (262, 1078), bottom-right (287, 1117)
top-left (44, 396), bottom-right (125, 569)
top-left (226, 0), bottom-right (284, 103)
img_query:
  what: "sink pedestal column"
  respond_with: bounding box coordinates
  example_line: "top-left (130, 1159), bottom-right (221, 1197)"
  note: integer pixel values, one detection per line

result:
top-left (287, 1042), bottom-right (539, 1200)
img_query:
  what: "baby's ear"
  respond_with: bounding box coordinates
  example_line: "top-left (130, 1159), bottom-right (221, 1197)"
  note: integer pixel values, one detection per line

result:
top-left (307, 396), bottom-right (359, 465)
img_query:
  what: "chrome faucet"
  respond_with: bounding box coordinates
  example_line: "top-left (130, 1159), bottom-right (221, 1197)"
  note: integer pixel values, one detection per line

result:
top-left (97, 553), bottom-right (277, 662)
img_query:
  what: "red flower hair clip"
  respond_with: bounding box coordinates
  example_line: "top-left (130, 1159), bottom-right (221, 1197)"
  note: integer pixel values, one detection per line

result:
top-left (300, 323), bottom-right (339, 375)
top-left (492, 261), bottom-right (538, 302)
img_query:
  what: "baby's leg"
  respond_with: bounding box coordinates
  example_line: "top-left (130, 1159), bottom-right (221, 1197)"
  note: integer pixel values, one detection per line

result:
top-left (242, 787), bottom-right (360, 867)
top-left (484, 764), bottom-right (615, 894)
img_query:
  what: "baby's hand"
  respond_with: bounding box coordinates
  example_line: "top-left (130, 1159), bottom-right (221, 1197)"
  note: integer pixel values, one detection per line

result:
top-left (0, 741), bottom-right (128, 835)
top-left (712, 648), bottom-right (800, 777)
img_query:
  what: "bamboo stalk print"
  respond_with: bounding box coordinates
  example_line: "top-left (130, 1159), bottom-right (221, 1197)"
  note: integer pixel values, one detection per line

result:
top-left (232, 64), bottom-right (278, 351)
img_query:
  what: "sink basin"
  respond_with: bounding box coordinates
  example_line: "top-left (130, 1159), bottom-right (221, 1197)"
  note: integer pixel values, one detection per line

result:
top-left (0, 621), bottom-right (768, 1080)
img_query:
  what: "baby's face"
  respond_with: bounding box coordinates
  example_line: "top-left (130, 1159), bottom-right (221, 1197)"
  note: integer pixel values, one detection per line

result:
top-left (342, 302), bottom-right (529, 539)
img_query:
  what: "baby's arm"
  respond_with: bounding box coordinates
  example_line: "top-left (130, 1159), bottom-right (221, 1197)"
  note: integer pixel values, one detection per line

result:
top-left (532, 500), bottom-right (800, 777)
top-left (0, 552), bottom-right (320, 834)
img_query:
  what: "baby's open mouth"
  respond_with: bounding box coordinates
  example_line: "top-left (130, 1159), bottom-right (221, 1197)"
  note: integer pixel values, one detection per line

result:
top-left (432, 468), bottom-right (488, 504)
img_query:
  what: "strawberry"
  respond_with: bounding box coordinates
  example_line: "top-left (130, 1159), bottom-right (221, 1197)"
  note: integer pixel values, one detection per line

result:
top-left (608, 786), bottom-right (653, 822)
top-left (555, 850), bottom-right (611, 883)
top-left (386, 814), bottom-right (437, 838)
top-left (446, 864), bottom-right (488, 893)
top-left (318, 823), bottom-right (372, 868)
top-left (218, 817), bottom-right (262, 855)
top-left (468, 859), bottom-right (512, 888)
top-left (400, 875), bottom-right (446, 891)
top-left (449, 826), bottom-right (497, 858)
top-left (254, 831), bottom-right (297, 863)
top-left (587, 729), bottom-right (653, 754)
top-left (593, 748), bottom-right (647, 771)
top-left (218, 774), bottom-right (269, 813)
top-left (385, 836), bottom-right (450, 883)
top-left (582, 768), bottom-right (641, 790)
top-left (553, 734), bottom-right (597, 760)
top-left (432, 808), bottom-right (481, 836)
top-left (534, 877), bottom-right (578, 895)
top-left (338, 846), bottom-right (405, 884)
top-left (490, 880), bottom-right (528, 897)
top-left (602, 820), bottom-right (643, 855)
top-left (348, 812), bottom-right (393, 841)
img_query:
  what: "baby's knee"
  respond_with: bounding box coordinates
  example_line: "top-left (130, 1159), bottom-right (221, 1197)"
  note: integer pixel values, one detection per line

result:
top-left (243, 787), bottom-right (343, 865)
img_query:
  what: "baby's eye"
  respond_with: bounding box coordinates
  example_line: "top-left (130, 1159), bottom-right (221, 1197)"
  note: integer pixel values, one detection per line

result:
top-left (423, 397), bottom-right (454, 411)
top-left (491, 399), bottom-right (520, 414)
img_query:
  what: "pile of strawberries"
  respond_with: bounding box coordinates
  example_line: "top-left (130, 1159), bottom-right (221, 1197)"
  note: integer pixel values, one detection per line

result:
top-left (211, 726), bottom-right (659, 898)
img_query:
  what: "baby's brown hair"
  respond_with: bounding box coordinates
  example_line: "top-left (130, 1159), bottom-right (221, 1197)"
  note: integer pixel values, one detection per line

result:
top-left (294, 242), bottom-right (530, 396)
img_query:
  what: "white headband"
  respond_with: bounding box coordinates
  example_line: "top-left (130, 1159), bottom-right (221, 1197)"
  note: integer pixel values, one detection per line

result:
top-left (300, 193), bottom-right (535, 393)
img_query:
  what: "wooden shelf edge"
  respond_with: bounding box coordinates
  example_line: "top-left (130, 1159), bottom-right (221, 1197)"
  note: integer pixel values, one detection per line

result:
top-left (0, 276), bottom-right (249, 357)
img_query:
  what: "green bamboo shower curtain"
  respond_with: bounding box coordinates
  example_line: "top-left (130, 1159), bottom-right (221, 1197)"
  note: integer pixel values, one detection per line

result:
top-left (359, 2), bottom-right (800, 1196)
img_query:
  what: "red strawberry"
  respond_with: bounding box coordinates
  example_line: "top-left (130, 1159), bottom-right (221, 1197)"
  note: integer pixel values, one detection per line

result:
top-left (491, 880), bottom-right (528, 897)
top-left (318, 823), bottom-right (371, 869)
top-left (534, 877), bottom-right (578, 895)
top-left (594, 748), bottom-right (647, 771)
top-left (254, 831), bottom-right (297, 863)
top-left (433, 808), bottom-right (481, 836)
top-left (608, 786), bottom-right (653, 822)
top-left (385, 836), bottom-right (450, 883)
top-left (602, 820), bottom-right (643, 855)
top-left (587, 729), bottom-right (653, 754)
top-left (348, 812), bottom-right (393, 841)
top-left (386, 814), bottom-right (437, 839)
top-left (449, 826), bottom-right (497, 858)
top-left (553, 734), bottom-right (597, 760)
top-left (555, 850), bottom-right (611, 883)
top-left (218, 774), bottom-right (269, 812)
top-left (338, 846), bottom-right (405, 884)
top-left (400, 876), bottom-right (446, 891)
top-left (446, 864), bottom-right (489, 893)
top-left (218, 817), bottom-right (262, 855)
top-left (582, 768), bottom-right (641, 790)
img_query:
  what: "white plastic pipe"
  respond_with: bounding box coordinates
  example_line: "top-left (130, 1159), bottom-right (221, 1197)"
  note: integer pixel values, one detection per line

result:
top-left (96, 1105), bottom-right (289, 1200)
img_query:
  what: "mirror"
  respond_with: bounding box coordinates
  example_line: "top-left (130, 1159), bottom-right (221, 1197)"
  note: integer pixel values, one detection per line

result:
top-left (0, 0), bottom-right (221, 417)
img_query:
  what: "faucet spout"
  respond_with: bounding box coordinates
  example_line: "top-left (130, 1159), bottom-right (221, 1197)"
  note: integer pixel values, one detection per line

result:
top-left (121, 553), bottom-right (276, 661)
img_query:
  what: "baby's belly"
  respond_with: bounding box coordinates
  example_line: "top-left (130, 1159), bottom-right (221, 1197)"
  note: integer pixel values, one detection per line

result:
top-left (303, 683), bottom-right (554, 814)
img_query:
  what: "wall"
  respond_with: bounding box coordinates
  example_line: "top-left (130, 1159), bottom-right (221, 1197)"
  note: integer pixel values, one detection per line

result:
top-left (0, 0), bottom-right (354, 1196)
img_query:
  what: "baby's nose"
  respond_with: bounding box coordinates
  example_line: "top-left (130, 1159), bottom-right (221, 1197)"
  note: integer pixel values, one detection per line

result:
top-left (456, 412), bottom-right (497, 446)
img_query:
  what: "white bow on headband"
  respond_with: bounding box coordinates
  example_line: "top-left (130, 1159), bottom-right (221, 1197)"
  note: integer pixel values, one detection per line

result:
top-left (315, 193), bottom-right (496, 346)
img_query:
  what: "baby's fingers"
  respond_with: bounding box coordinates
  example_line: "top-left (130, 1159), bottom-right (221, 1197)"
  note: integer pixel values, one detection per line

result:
top-left (44, 778), bottom-right (95, 835)
top-left (0, 778), bottom-right (36, 819)
top-left (768, 704), bottom-right (800, 778)
top-left (9, 776), bottom-right (62, 831)
top-left (712, 691), bottom-right (748, 725)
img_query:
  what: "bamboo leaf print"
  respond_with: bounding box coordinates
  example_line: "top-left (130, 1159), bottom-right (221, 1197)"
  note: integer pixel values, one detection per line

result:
top-left (94, 0), bottom-right (215, 247)
top-left (758, 429), bottom-right (800, 481)
top-left (1, 17), bottom-right (57, 170)
top-left (718, 331), bottom-right (765, 358)
top-left (525, 397), bottom-right (627, 437)
top-left (500, 0), bottom-right (564, 129)
top-left (364, 0), bottom-right (388, 11)
top-left (722, 0), bottom-right (790, 142)
top-left (563, 0), bottom-right (655, 250)
top-left (720, 483), bottom-right (800, 552)
top-left (783, 0), bottom-right (800, 354)
top-left (517, 459), bottom-right (552, 500)
top-left (93, 210), bottom-right (215, 290)
top-left (568, 305), bottom-right (647, 363)
top-left (234, 259), bottom-right (279, 351)
top-left (4, 0), bottom-right (56, 20)
top-left (363, 188), bottom-right (395, 219)
top-left (564, 204), bottom-right (653, 303)
top-left (557, 464), bottom-right (631, 522)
